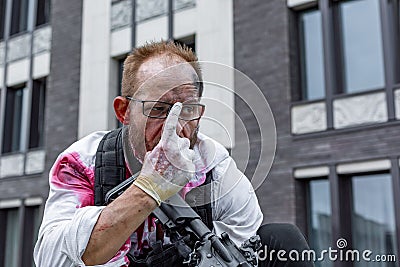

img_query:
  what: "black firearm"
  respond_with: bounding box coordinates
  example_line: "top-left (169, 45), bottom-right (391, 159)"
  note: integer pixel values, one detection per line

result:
top-left (105, 173), bottom-right (261, 267)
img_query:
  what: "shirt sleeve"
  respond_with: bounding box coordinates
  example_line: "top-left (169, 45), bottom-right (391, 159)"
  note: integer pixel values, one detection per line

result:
top-left (211, 157), bottom-right (263, 246)
top-left (34, 152), bottom-right (129, 267)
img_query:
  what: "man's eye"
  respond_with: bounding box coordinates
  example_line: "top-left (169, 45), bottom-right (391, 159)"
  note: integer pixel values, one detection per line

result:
top-left (182, 106), bottom-right (195, 114)
top-left (152, 106), bottom-right (167, 112)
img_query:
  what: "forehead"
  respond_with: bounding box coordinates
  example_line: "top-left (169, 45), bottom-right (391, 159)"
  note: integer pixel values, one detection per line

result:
top-left (135, 54), bottom-right (200, 100)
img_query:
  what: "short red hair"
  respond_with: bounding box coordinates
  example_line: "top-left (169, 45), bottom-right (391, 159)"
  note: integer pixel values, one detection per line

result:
top-left (121, 40), bottom-right (203, 97)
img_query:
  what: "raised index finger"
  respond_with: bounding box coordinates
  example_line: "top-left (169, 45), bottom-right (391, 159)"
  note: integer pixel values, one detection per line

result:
top-left (161, 102), bottom-right (182, 142)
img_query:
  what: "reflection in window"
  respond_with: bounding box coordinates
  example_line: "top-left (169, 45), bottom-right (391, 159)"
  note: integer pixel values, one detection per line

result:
top-left (352, 174), bottom-right (398, 267)
top-left (308, 179), bottom-right (332, 267)
top-left (4, 208), bottom-right (20, 267)
top-left (0, 0), bottom-right (6, 40)
top-left (340, 0), bottom-right (385, 93)
top-left (36, 0), bottom-right (51, 27)
top-left (10, 0), bottom-right (29, 36)
top-left (2, 85), bottom-right (25, 154)
top-left (22, 206), bottom-right (41, 267)
top-left (299, 9), bottom-right (325, 100)
top-left (29, 78), bottom-right (46, 149)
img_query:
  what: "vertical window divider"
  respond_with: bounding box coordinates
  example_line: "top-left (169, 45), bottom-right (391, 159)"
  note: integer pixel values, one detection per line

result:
top-left (390, 157), bottom-right (400, 261)
top-left (131, 0), bottom-right (136, 49)
top-left (380, 0), bottom-right (396, 120)
top-left (168, 0), bottom-right (173, 41)
top-left (21, 0), bottom-right (37, 174)
top-left (328, 164), bottom-right (352, 267)
top-left (320, 0), bottom-right (335, 130)
top-left (328, 165), bottom-right (340, 260)
top-left (0, 0), bottom-right (13, 155)
top-left (16, 202), bottom-right (25, 267)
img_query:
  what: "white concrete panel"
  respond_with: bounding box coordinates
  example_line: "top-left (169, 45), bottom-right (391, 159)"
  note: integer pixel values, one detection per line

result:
top-left (287, 0), bottom-right (317, 9)
top-left (196, 0), bottom-right (233, 66)
top-left (333, 92), bottom-right (387, 129)
top-left (174, 8), bottom-right (196, 39)
top-left (294, 166), bottom-right (330, 178)
top-left (79, 0), bottom-right (113, 138)
top-left (25, 150), bottom-right (45, 175)
top-left (199, 63), bottom-right (235, 148)
top-left (111, 0), bottom-right (132, 30)
top-left (0, 154), bottom-right (24, 178)
top-left (0, 41), bottom-right (5, 64)
top-left (7, 34), bottom-right (30, 62)
top-left (25, 197), bottom-right (43, 206)
top-left (111, 27), bottom-right (132, 57)
top-left (136, 16), bottom-right (168, 46)
top-left (0, 199), bottom-right (22, 208)
top-left (394, 89), bottom-right (400, 119)
top-left (291, 102), bottom-right (327, 134)
top-left (0, 66), bottom-right (3, 85)
top-left (194, 0), bottom-right (234, 147)
top-left (7, 58), bottom-right (29, 86)
top-left (337, 159), bottom-right (391, 174)
top-left (33, 52), bottom-right (50, 79)
top-left (33, 26), bottom-right (52, 54)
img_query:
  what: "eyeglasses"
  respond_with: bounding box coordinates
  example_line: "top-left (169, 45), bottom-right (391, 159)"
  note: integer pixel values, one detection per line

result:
top-left (126, 97), bottom-right (205, 121)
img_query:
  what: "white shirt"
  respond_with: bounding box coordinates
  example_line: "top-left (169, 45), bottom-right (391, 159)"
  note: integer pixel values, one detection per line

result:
top-left (34, 131), bottom-right (263, 266)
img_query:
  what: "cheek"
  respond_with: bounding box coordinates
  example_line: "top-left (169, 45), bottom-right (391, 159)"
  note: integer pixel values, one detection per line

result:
top-left (144, 120), bottom-right (164, 142)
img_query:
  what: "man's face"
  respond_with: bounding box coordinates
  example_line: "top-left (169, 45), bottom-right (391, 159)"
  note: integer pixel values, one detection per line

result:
top-left (125, 56), bottom-right (202, 162)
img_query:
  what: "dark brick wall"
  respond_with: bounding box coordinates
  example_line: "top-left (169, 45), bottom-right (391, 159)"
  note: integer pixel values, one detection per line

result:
top-left (233, 0), bottom-right (294, 224)
top-left (44, 0), bottom-right (83, 177)
top-left (0, 0), bottom-right (83, 200)
top-left (233, 0), bottom-right (400, 233)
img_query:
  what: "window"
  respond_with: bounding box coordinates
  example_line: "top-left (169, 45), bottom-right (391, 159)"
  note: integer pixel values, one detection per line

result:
top-left (351, 174), bottom-right (397, 266)
top-left (298, 9), bottom-right (325, 100)
top-left (21, 206), bottom-right (41, 267)
top-left (395, 0), bottom-right (400, 85)
top-left (36, 0), bottom-right (50, 27)
top-left (0, 0), bottom-right (6, 40)
top-left (338, 0), bottom-right (385, 93)
top-left (307, 179), bottom-right (332, 267)
top-left (10, 0), bottom-right (29, 36)
top-left (0, 205), bottom-right (42, 267)
top-left (2, 85), bottom-right (25, 154)
top-left (175, 34), bottom-right (196, 53)
top-left (1, 208), bottom-right (20, 266)
top-left (29, 78), bottom-right (46, 149)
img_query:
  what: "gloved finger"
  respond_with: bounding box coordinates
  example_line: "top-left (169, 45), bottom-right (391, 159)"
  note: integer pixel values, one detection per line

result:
top-left (161, 102), bottom-right (182, 143)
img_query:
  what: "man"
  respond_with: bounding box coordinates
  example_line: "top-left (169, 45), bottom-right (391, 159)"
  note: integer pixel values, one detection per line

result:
top-left (35, 41), bottom-right (315, 267)
top-left (34, 41), bottom-right (264, 266)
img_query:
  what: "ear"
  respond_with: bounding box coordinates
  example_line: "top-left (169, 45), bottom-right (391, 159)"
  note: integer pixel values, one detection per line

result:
top-left (113, 96), bottom-right (130, 125)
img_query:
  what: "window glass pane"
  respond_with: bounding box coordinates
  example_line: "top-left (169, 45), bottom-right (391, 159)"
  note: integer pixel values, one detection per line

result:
top-left (36, 0), bottom-right (50, 26)
top-left (340, 0), bottom-right (385, 93)
top-left (308, 180), bottom-right (332, 267)
top-left (29, 78), bottom-right (46, 149)
top-left (352, 174), bottom-right (398, 267)
top-left (2, 86), bottom-right (24, 154)
top-left (0, 0), bottom-right (6, 40)
top-left (10, 0), bottom-right (29, 35)
top-left (396, 0), bottom-right (400, 84)
top-left (175, 34), bottom-right (196, 53)
top-left (22, 206), bottom-right (41, 267)
top-left (4, 208), bottom-right (20, 267)
top-left (299, 9), bottom-right (325, 100)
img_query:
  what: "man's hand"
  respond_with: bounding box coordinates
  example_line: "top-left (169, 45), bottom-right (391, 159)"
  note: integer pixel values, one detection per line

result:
top-left (133, 102), bottom-right (196, 204)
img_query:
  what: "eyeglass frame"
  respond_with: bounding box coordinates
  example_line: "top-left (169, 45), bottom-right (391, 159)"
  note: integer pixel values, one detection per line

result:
top-left (125, 96), bottom-right (205, 121)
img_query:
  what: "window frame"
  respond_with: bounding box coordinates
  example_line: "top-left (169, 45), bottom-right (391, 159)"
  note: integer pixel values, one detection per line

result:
top-left (292, 0), bottom-right (399, 130)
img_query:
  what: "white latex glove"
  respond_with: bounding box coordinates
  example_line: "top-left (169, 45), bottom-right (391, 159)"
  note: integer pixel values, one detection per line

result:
top-left (133, 102), bottom-right (196, 205)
